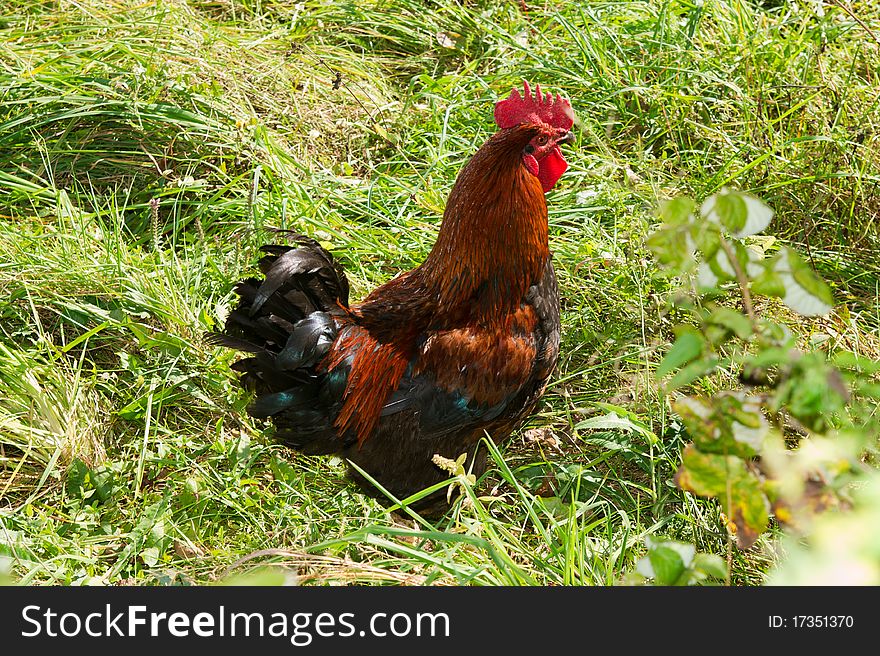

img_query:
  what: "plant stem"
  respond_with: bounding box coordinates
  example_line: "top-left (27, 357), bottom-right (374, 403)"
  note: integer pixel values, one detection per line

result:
top-left (719, 237), bottom-right (756, 324)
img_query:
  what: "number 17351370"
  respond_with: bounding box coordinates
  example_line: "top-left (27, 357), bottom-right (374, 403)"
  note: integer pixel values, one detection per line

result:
top-left (769, 616), bottom-right (854, 629)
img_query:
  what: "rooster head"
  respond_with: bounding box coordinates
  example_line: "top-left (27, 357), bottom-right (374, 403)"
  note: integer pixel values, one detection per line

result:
top-left (494, 81), bottom-right (575, 192)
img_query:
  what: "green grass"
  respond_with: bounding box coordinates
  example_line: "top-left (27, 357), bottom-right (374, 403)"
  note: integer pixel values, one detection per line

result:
top-left (1, 0), bottom-right (878, 585)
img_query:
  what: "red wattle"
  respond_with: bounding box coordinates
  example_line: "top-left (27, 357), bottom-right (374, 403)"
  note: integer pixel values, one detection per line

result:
top-left (536, 146), bottom-right (568, 193)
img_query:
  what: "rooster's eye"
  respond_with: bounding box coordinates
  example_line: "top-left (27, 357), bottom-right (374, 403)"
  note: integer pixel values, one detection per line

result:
top-left (536, 135), bottom-right (548, 146)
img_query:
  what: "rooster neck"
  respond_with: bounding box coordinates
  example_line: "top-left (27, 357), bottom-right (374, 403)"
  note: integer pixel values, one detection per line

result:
top-left (354, 127), bottom-right (551, 340)
top-left (334, 128), bottom-right (551, 442)
top-left (418, 128), bottom-right (550, 322)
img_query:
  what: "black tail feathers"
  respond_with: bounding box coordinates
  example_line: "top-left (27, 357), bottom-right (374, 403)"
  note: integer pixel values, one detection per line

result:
top-left (209, 235), bottom-right (351, 453)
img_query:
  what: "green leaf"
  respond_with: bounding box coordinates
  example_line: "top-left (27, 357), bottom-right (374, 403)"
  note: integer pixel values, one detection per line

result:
top-left (658, 196), bottom-right (695, 225)
top-left (65, 459), bottom-right (89, 500)
top-left (693, 553), bottom-right (728, 580)
top-left (750, 260), bottom-right (787, 299)
top-left (657, 328), bottom-right (705, 378)
top-left (140, 547), bottom-right (159, 567)
top-left (664, 356), bottom-right (719, 392)
top-left (673, 395), bottom-right (768, 458)
top-left (854, 381), bottom-right (880, 400)
top-left (674, 444), bottom-right (770, 549)
top-left (705, 191), bottom-right (747, 234)
top-left (89, 466), bottom-right (116, 503)
top-left (706, 306), bottom-right (753, 340)
top-left (755, 247), bottom-right (833, 315)
top-left (636, 537), bottom-right (698, 585)
top-left (636, 538), bottom-right (727, 585)
top-left (218, 566), bottom-right (295, 586)
top-left (65, 459), bottom-right (115, 504)
top-left (692, 225), bottom-right (725, 291)
top-left (746, 345), bottom-right (796, 370)
top-left (536, 496), bottom-right (576, 519)
top-left (231, 431), bottom-right (251, 468)
top-left (270, 455), bottom-right (300, 484)
top-left (781, 248), bottom-right (835, 315)
top-left (701, 190), bottom-right (773, 237)
top-left (647, 224), bottom-right (696, 272)
top-left (575, 411), bottom-right (658, 444)
top-left (772, 352), bottom-right (848, 433)
top-left (691, 221), bottom-right (722, 258)
top-left (646, 544), bottom-right (687, 585)
top-left (737, 194), bottom-right (774, 236)
top-left (702, 240), bottom-right (747, 284)
top-left (832, 351), bottom-right (880, 374)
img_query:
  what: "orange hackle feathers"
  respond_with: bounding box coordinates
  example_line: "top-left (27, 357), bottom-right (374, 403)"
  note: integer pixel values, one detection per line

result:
top-left (417, 124), bottom-right (550, 321)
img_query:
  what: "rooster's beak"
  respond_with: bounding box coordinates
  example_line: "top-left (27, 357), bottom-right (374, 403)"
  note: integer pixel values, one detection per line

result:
top-left (556, 131), bottom-right (576, 146)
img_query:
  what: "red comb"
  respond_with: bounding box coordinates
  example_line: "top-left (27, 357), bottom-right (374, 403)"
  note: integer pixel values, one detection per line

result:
top-left (494, 81), bottom-right (574, 131)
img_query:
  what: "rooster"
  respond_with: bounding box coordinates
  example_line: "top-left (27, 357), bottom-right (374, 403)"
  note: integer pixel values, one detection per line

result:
top-left (212, 82), bottom-right (575, 512)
